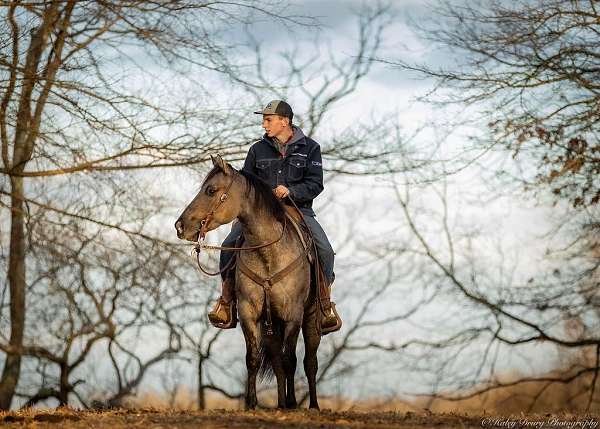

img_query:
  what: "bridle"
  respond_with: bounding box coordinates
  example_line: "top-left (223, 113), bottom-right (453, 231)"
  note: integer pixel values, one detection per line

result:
top-left (193, 168), bottom-right (287, 276)
top-left (196, 167), bottom-right (236, 241)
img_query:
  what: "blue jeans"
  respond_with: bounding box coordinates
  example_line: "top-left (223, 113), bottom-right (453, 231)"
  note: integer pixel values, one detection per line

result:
top-left (219, 211), bottom-right (335, 284)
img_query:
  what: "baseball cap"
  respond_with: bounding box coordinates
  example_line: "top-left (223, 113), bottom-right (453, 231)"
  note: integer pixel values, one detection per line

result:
top-left (254, 100), bottom-right (293, 121)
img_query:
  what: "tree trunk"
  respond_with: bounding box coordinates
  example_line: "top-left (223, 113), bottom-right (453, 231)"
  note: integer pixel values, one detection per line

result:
top-left (58, 362), bottom-right (69, 406)
top-left (0, 176), bottom-right (26, 409)
top-left (197, 354), bottom-right (205, 410)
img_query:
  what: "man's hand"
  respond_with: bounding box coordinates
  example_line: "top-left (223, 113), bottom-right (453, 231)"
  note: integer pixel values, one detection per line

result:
top-left (273, 185), bottom-right (290, 199)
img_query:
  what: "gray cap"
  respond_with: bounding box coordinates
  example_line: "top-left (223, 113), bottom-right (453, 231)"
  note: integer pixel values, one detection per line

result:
top-left (254, 100), bottom-right (293, 120)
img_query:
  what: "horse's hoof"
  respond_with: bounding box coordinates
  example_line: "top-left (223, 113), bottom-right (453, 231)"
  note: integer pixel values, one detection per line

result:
top-left (285, 396), bottom-right (298, 409)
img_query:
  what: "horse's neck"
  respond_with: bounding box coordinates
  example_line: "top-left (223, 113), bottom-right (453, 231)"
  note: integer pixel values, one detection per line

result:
top-left (238, 199), bottom-right (284, 248)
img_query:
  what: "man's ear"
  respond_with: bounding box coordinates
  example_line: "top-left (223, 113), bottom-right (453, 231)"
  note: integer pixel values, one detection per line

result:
top-left (211, 154), bottom-right (232, 176)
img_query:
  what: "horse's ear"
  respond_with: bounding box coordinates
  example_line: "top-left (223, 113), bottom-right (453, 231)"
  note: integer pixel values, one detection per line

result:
top-left (211, 153), bottom-right (232, 176)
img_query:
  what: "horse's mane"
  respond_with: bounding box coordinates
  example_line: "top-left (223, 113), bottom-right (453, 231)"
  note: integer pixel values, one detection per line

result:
top-left (204, 165), bottom-right (285, 222)
top-left (239, 169), bottom-right (286, 222)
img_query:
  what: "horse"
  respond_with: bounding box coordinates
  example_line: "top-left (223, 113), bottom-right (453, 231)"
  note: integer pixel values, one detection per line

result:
top-left (175, 154), bottom-right (321, 410)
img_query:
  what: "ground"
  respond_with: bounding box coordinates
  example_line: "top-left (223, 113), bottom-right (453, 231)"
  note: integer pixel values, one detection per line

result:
top-left (1, 408), bottom-right (598, 429)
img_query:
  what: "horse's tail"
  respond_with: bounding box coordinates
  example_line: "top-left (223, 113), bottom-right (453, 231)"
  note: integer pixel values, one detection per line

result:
top-left (258, 318), bottom-right (284, 382)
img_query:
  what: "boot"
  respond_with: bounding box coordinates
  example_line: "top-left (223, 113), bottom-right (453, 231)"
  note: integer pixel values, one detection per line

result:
top-left (208, 277), bottom-right (237, 329)
top-left (321, 301), bottom-right (341, 331)
top-left (320, 282), bottom-right (342, 335)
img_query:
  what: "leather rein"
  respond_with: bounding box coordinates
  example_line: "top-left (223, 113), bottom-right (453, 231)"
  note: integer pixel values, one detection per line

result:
top-left (193, 216), bottom-right (287, 277)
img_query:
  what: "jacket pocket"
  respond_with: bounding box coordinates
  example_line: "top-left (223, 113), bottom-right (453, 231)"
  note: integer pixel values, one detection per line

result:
top-left (288, 158), bottom-right (306, 180)
top-left (256, 160), bottom-right (270, 177)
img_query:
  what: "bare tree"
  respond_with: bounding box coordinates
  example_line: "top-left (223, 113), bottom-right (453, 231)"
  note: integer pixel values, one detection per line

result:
top-left (0, 0), bottom-right (319, 409)
top-left (0, 0), bottom-right (415, 410)
top-left (383, 0), bottom-right (600, 208)
top-left (229, 2), bottom-right (413, 176)
top-left (380, 171), bottom-right (600, 412)
top-left (356, 0), bottom-right (600, 411)
top-left (3, 202), bottom-right (184, 408)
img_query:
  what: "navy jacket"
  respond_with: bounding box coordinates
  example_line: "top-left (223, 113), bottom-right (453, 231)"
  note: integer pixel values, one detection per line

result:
top-left (242, 126), bottom-right (324, 217)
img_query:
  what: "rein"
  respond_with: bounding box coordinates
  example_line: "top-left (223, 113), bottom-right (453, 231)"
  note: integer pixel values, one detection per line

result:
top-left (193, 216), bottom-right (287, 276)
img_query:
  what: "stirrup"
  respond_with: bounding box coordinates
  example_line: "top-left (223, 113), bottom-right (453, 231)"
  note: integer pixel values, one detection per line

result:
top-left (208, 297), bottom-right (237, 329)
top-left (321, 302), bottom-right (342, 335)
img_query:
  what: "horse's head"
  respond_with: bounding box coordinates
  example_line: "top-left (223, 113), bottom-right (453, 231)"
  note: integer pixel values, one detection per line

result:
top-left (175, 154), bottom-right (244, 242)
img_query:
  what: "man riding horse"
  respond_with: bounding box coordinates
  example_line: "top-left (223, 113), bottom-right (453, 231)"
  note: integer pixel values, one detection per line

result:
top-left (208, 100), bottom-right (340, 332)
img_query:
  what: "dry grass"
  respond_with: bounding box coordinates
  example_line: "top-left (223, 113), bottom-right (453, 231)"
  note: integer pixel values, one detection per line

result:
top-left (126, 371), bottom-right (597, 415)
top-left (4, 407), bottom-right (594, 429)
top-left (2, 379), bottom-right (599, 428)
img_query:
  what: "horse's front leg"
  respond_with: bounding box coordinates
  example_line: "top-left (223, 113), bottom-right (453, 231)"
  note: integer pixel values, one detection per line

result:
top-left (283, 321), bottom-right (301, 409)
top-left (264, 326), bottom-right (286, 408)
top-left (302, 303), bottom-right (321, 410)
top-left (240, 300), bottom-right (260, 410)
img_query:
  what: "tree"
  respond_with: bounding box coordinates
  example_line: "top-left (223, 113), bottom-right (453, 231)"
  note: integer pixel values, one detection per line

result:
top-left (385, 0), bottom-right (600, 208)
top-left (365, 1), bottom-right (600, 410)
top-left (401, 177), bottom-right (600, 411)
top-left (0, 0), bottom-right (407, 409)
top-left (0, 0), bottom-right (315, 409)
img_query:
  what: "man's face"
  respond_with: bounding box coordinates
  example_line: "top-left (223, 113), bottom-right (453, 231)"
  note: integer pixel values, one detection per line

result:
top-left (262, 114), bottom-right (288, 138)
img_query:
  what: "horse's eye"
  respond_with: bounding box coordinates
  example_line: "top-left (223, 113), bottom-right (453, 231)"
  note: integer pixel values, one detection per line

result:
top-left (206, 186), bottom-right (217, 197)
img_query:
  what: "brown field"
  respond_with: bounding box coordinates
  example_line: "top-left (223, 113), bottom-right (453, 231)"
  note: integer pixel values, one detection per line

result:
top-left (2, 365), bottom-right (599, 428)
top-left (130, 369), bottom-right (600, 415)
top-left (2, 408), bottom-right (598, 429)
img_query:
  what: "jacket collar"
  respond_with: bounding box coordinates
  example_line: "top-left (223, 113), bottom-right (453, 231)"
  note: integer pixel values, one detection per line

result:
top-left (262, 125), bottom-right (307, 150)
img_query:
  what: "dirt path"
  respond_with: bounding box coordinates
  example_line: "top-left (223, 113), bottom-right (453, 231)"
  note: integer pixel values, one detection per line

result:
top-left (1, 408), bottom-right (597, 428)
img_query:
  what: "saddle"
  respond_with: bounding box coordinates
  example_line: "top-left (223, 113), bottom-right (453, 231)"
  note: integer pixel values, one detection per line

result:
top-left (283, 204), bottom-right (341, 335)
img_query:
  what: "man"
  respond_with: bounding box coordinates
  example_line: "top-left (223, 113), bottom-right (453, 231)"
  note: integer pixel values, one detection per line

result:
top-left (208, 100), bottom-right (339, 331)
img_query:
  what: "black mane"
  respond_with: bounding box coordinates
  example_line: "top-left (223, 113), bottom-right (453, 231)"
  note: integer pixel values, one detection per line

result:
top-left (204, 165), bottom-right (285, 222)
top-left (239, 169), bottom-right (286, 222)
